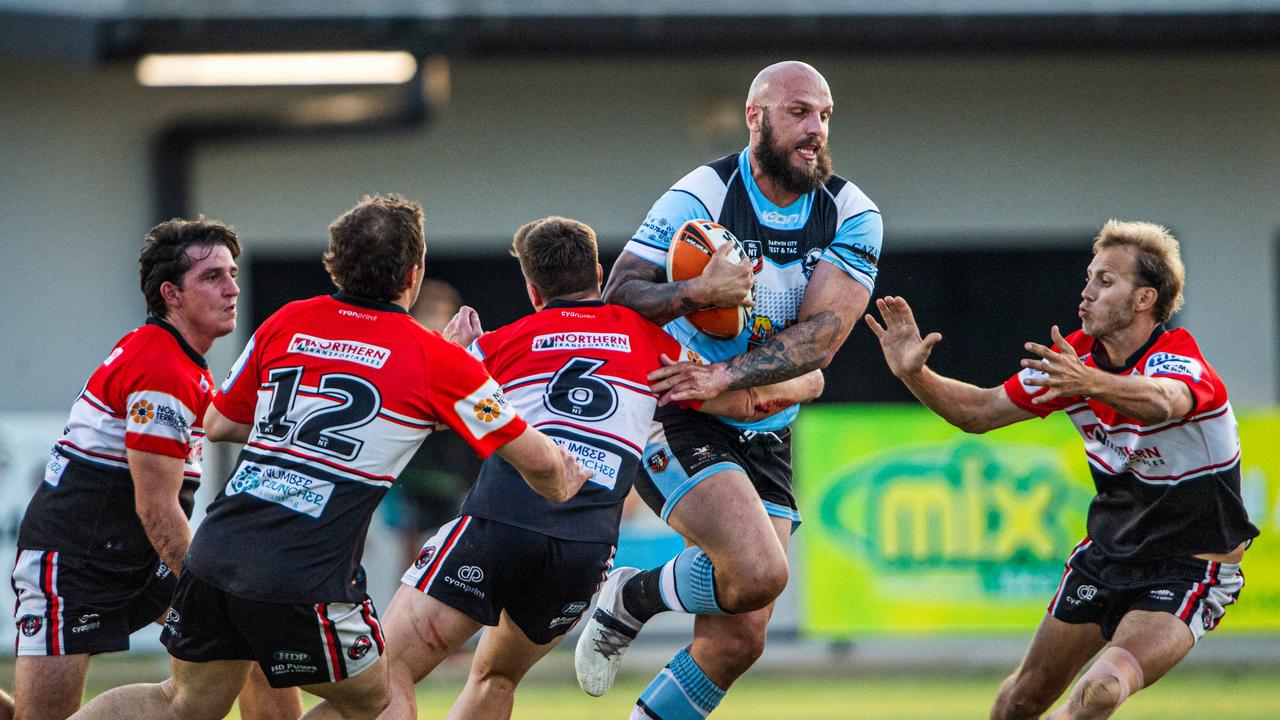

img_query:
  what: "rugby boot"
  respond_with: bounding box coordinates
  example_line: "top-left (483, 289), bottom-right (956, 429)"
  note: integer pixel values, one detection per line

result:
top-left (575, 566), bottom-right (643, 696)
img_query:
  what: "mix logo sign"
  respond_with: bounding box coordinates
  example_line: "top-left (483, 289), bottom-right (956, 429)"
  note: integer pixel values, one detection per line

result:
top-left (816, 441), bottom-right (1089, 577)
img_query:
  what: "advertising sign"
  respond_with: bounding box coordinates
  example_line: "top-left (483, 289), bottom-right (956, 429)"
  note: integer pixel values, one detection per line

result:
top-left (797, 404), bottom-right (1277, 636)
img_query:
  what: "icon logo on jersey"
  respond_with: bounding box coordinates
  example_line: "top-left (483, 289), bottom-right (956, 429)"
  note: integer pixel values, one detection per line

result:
top-left (227, 462), bottom-right (334, 518)
top-left (474, 398), bottom-right (503, 422)
top-left (1149, 589), bottom-right (1176, 601)
top-left (532, 332), bottom-right (631, 353)
top-left (103, 347), bottom-right (125, 366)
top-left (743, 240), bottom-right (764, 274)
top-left (691, 446), bottom-right (714, 462)
top-left (19, 615), bottom-right (41, 637)
top-left (1146, 352), bottom-right (1204, 382)
top-left (455, 379), bottom-right (517, 440)
top-left (458, 565), bottom-right (484, 583)
top-left (801, 247), bottom-right (823, 279)
top-left (414, 545), bottom-right (437, 569)
top-left (287, 334), bottom-right (391, 369)
top-left (347, 635), bottom-right (373, 660)
top-left (129, 400), bottom-right (155, 424)
top-left (760, 209), bottom-right (803, 226)
top-left (230, 464), bottom-right (264, 493)
top-left (647, 449), bottom-right (669, 473)
top-left (1077, 585), bottom-right (1097, 601)
top-left (563, 601), bottom-right (589, 615)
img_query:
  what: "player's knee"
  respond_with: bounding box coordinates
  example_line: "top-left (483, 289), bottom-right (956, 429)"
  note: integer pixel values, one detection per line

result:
top-left (994, 672), bottom-right (1057, 719)
top-left (1075, 674), bottom-right (1124, 716)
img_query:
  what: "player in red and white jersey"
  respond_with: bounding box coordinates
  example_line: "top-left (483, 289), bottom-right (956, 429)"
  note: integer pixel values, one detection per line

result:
top-left (867, 219), bottom-right (1258, 720)
top-left (13, 218), bottom-right (299, 720)
top-left (376, 217), bottom-right (821, 720)
top-left (73, 197), bottom-right (588, 720)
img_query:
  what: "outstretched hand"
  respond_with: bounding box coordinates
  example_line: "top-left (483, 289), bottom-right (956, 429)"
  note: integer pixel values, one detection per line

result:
top-left (647, 354), bottom-right (733, 405)
top-left (443, 305), bottom-right (484, 347)
top-left (1020, 325), bottom-right (1092, 404)
top-left (864, 296), bottom-right (942, 378)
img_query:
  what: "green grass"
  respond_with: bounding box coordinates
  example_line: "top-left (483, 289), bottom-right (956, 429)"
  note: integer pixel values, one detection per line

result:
top-left (205, 670), bottom-right (1280, 719)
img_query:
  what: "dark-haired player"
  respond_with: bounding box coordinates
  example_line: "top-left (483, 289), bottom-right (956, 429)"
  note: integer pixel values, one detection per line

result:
top-left (72, 196), bottom-right (589, 720)
top-left (376, 216), bottom-right (821, 720)
top-left (577, 60), bottom-right (881, 720)
top-left (12, 218), bottom-right (299, 720)
top-left (866, 220), bottom-right (1257, 720)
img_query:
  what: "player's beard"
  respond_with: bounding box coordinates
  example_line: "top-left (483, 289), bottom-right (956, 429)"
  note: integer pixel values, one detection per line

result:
top-left (754, 110), bottom-right (833, 195)
top-left (1082, 293), bottom-right (1136, 341)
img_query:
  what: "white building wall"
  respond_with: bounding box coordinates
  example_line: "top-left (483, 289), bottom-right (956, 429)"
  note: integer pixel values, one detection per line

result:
top-left (1, 52), bottom-right (1277, 411)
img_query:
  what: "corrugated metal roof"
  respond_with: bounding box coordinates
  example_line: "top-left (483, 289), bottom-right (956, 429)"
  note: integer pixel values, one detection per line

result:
top-left (4, 0), bottom-right (1280, 61)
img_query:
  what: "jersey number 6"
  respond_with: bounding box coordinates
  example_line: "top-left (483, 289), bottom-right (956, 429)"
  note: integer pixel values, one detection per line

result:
top-left (543, 358), bottom-right (618, 421)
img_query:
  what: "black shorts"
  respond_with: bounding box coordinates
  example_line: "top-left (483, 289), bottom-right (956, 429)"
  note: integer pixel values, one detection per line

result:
top-left (11, 549), bottom-right (173, 656)
top-left (162, 570), bottom-right (384, 688)
top-left (634, 405), bottom-right (798, 527)
top-left (1048, 538), bottom-right (1245, 642)
top-left (400, 516), bottom-right (614, 645)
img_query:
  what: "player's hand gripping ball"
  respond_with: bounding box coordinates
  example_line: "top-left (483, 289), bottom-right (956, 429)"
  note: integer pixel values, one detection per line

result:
top-left (665, 220), bottom-right (752, 340)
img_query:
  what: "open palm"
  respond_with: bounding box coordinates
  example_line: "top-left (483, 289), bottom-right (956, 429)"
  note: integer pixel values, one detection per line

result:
top-left (864, 296), bottom-right (942, 377)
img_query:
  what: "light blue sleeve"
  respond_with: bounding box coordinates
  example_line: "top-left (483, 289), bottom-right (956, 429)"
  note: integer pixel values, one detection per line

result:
top-left (821, 210), bottom-right (883, 291)
top-left (622, 190), bottom-right (713, 267)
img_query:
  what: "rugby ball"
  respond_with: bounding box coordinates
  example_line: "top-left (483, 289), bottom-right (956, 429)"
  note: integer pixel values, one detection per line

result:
top-left (666, 220), bottom-right (752, 340)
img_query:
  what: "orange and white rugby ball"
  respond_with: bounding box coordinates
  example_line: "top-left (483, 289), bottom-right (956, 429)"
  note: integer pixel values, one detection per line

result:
top-left (666, 219), bottom-right (751, 340)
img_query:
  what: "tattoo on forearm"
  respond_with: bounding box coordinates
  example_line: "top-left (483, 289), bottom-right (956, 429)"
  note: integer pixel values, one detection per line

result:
top-left (725, 311), bottom-right (843, 389)
top-left (603, 255), bottom-right (708, 326)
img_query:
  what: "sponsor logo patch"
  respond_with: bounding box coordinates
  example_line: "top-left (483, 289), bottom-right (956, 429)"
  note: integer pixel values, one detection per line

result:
top-left (532, 332), bottom-right (631, 353)
top-left (273, 650), bottom-right (310, 662)
top-left (552, 437), bottom-right (623, 490)
top-left (454, 380), bottom-right (517, 440)
top-left (152, 404), bottom-right (189, 431)
top-left (1145, 352), bottom-right (1204, 382)
top-left (1149, 588), bottom-right (1176, 601)
top-left (563, 601), bottom-right (588, 615)
top-left (226, 462), bottom-right (334, 518)
top-left (129, 400), bottom-right (155, 424)
top-left (287, 334), bottom-right (391, 368)
top-left (458, 565), bottom-right (484, 583)
top-left (1077, 585), bottom-right (1098, 601)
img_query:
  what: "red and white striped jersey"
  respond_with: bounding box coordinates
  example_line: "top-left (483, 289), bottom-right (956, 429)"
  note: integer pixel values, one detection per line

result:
top-left (460, 299), bottom-right (699, 542)
top-left (19, 318), bottom-right (212, 560)
top-left (1004, 326), bottom-right (1258, 561)
top-left (185, 293), bottom-right (527, 603)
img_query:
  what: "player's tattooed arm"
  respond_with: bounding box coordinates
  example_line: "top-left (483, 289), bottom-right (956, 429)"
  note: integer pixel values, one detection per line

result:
top-left (649, 262), bottom-right (867, 403)
top-left (603, 248), bottom-right (753, 326)
top-left (722, 261), bottom-right (867, 389)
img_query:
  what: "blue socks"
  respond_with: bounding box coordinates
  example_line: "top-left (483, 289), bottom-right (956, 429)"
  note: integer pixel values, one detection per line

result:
top-left (634, 648), bottom-right (726, 720)
top-left (621, 547), bottom-right (726, 622)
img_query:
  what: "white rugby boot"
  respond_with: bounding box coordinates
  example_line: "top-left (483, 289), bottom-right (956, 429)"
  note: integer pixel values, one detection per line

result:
top-left (575, 566), bottom-right (643, 697)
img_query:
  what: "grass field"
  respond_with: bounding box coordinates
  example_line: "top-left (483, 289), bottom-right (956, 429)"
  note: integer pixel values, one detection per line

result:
top-left (189, 670), bottom-right (1279, 719)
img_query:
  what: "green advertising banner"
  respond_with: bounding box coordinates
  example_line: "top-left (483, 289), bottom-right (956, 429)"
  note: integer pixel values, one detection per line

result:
top-left (796, 405), bottom-right (1278, 637)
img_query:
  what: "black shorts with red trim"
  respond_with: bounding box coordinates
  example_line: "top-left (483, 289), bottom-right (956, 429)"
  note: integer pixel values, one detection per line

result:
top-left (1048, 538), bottom-right (1245, 642)
top-left (11, 548), bottom-right (174, 656)
top-left (400, 516), bottom-right (615, 645)
top-left (161, 569), bottom-right (384, 688)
